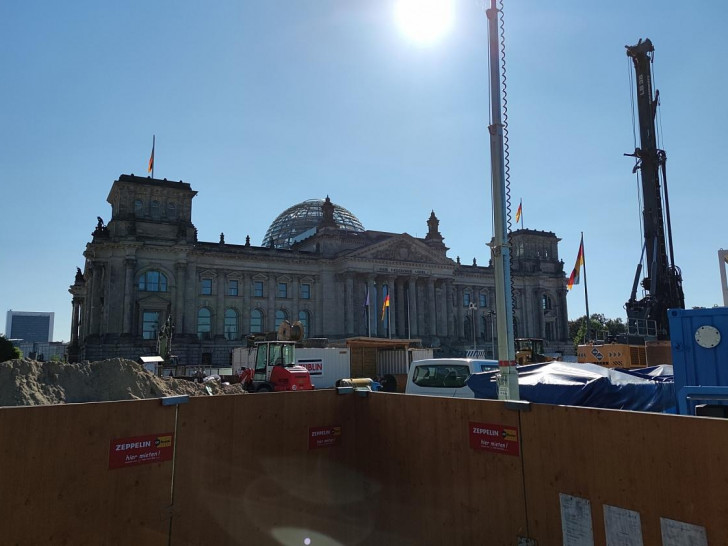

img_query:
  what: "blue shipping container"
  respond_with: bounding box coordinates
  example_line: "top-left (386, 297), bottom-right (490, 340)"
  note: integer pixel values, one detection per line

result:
top-left (668, 307), bottom-right (728, 415)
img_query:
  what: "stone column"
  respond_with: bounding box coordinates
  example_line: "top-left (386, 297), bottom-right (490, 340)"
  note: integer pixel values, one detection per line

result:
top-left (366, 276), bottom-right (376, 337)
top-left (408, 278), bottom-right (418, 337)
top-left (292, 275), bottom-right (300, 327)
top-left (314, 275), bottom-right (324, 336)
top-left (91, 262), bottom-right (103, 336)
top-left (216, 271), bottom-right (226, 337)
top-left (445, 281), bottom-right (454, 338)
top-left (396, 278), bottom-right (406, 338)
top-left (435, 281), bottom-right (446, 336)
top-left (71, 297), bottom-right (81, 344)
top-left (241, 273), bottom-right (250, 335)
top-left (122, 258), bottom-right (136, 335)
top-left (427, 278), bottom-right (436, 336)
top-left (185, 263), bottom-right (197, 335)
top-left (175, 262), bottom-right (186, 334)
top-left (558, 288), bottom-right (568, 342)
top-left (345, 274), bottom-right (354, 336)
top-left (267, 277), bottom-right (277, 331)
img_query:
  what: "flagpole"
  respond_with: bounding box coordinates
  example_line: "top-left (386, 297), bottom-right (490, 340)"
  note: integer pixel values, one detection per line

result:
top-left (581, 232), bottom-right (591, 341)
top-left (148, 134), bottom-right (155, 179)
top-left (388, 304), bottom-right (391, 339)
top-left (407, 296), bottom-right (411, 340)
top-left (367, 305), bottom-right (371, 338)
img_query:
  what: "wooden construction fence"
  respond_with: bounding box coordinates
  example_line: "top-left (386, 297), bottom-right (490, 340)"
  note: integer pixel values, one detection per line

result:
top-left (1, 391), bottom-right (727, 544)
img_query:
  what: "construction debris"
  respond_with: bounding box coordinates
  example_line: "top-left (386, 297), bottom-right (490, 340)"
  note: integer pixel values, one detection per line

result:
top-left (0, 358), bottom-right (245, 407)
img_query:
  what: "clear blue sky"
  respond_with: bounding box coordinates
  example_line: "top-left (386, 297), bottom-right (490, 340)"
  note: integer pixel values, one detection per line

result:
top-left (1, 1), bottom-right (726, 342)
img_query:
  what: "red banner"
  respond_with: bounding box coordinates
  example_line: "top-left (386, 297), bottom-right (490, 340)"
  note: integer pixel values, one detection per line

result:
top-left (308, 425), bottom-right (342, 449)
top-left (469, 422), bottom-right (519, 456)
top-left (109, 433), bottom-right (174, 469)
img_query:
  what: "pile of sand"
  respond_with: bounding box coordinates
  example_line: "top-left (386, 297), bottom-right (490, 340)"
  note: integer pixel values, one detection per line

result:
top-left (0, 358), bottom-right (246, 407)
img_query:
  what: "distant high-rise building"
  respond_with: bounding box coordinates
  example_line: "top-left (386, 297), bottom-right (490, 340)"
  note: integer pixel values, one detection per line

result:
top-left (5, 311), bottom-right (54, 343)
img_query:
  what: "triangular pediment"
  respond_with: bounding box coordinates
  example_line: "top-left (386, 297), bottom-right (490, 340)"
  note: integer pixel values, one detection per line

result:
top-left (345, 233), bottom-right (453, 265)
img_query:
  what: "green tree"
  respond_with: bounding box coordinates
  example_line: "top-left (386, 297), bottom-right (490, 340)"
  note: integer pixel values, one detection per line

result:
top-left (568, 314), bottom-right (627, 347)
top-left (0, 335), bottom-right (21, 362)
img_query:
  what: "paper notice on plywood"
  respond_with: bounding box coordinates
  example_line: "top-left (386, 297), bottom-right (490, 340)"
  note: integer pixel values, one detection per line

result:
top-left (560, 493), bottom-right (594, 546)
top-left (603, 505), bottom-right (643, 546)
top-left (660, 518), bottom-right (707, 546)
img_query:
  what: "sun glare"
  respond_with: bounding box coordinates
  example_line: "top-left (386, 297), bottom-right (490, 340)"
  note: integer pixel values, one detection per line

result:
top-left (394, 0), bottom-right (454, 45)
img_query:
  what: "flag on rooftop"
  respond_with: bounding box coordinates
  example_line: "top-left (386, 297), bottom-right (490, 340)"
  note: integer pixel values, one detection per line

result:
top-left (148, 135), bottom-right (155, 174)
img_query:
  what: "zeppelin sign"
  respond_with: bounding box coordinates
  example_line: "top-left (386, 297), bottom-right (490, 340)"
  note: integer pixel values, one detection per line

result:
top-left (109, 433), bottom-right (175, 469)
top-left (469, 422), bottom-right (519, 456)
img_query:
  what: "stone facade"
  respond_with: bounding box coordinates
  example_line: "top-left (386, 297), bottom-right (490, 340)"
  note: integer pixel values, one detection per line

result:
top-left (68, 174), bottom-right (571, 365)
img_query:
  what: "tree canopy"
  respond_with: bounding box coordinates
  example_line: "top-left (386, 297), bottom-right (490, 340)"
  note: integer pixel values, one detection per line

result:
top-left (568, 314), bottom-right (627, 347)
top-left (0, 335), bottom-right (22, 363)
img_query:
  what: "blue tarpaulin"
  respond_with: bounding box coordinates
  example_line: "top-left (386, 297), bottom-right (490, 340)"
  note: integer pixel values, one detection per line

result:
top-left (466, 361), bottom-right (675, 412)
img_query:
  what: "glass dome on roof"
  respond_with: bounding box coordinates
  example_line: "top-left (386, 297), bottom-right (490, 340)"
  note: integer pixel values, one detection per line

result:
top-left (262, 198), bottom-right (365, 249)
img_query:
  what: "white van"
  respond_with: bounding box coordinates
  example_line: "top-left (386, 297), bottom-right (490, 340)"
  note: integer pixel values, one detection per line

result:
top-left (405, 358), bottom-right (499, 398)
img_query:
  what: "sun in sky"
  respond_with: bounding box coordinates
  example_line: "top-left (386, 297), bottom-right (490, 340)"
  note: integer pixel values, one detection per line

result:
top-left (394, 0), bottom-right (455, 45)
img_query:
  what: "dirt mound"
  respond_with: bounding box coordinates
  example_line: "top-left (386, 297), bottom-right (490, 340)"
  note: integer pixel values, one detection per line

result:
top-left (0, 358), bottom-right (246, 407)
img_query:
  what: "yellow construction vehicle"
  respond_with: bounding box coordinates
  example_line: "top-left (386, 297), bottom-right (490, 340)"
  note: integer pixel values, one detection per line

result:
top-left (514, 338), bottom-right (548, 365)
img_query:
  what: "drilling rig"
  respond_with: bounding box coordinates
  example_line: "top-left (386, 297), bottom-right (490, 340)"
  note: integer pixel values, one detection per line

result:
top-left (578, 38), bottom-right (685, 368)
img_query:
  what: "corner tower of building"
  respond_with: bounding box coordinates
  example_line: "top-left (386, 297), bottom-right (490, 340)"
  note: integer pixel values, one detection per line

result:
top-left (102, 174), bottom-right (198, 244)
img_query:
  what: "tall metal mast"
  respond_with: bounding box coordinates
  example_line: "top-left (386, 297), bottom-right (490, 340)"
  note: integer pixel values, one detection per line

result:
top-left (486, 0), bottom-right (518, 400)
top-left (624, 39), bottom-right (684, 339)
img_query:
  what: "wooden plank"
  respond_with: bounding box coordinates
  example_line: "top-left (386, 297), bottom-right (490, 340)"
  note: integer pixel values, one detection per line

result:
top-left (0, 399), bottom-right (175, 545)
top-left (353, 394), bottom-right (528, 545)
top-left (521, 405), bottom-right (728, 544)
top-left (170, 391), bottom-right (363, 545)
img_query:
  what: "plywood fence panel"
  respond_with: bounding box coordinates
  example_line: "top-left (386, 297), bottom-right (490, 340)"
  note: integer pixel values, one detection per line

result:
top-left (170, 390), bottom-right (365, 546)
top-left (521, 404), bottom-right (728, 545)
top-left (0, 399), bottom-right (175, 545)
top-left (353, 393), bottom-right (528, 545)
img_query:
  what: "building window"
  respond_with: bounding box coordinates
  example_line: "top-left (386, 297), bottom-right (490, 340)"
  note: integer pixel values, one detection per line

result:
top-left (542, 294), bottom-right (552, 310)
top-left (300, 283), bottom-right (311, 299)
top-left (250, 309), bottom-right (263, 333)
top-left (142, 311), bottom-right (160, 340)
top-left (463, 292), bottom-right (471, 307)
top-left (151, 200), bottom-right (160, 219)
top-left (134, 199), bottom-right (144, 216)
top-left (138, 271), bottom-right (168, 292)
top-left (298, 310), bottom-right (310, 338)
top-left (278, 282), bottom-right (288, 298)
top-left (201, 278), bottom-right (212, 295)
top-left (479, 293), bottom-right (488, 308)
top-left (167, 202), bottom-right (176, 219)
top-left (224, 309), bottom-right (238, 340)
top-left (253, 281), bottom-right (264, 298)
top-left (197, 308), bottom-right (211, 339)
top-left (275, 309), bottom-right (288, 331)
top-left (228, 280), bottom-right (239, 296)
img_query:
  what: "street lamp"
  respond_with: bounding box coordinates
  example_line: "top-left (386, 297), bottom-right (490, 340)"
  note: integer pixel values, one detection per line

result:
top-left (486, 309), bottom-right (496, 358)
top-left (468, 302), bottom-right (478, 350)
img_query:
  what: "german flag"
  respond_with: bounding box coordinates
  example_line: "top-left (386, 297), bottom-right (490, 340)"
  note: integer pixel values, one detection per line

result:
top-left (381, 294), bottom-right (390, 321)
top-left (567, 236), bottom-right (585, 291)
top-left (148, 135), bottom-right (155, 174)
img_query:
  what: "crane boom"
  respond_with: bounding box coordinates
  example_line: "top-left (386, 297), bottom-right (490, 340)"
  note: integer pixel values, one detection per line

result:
top-left (624, 39), bottom-right (684, 339)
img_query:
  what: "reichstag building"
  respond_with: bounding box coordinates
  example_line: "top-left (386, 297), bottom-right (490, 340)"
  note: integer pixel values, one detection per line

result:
top-left (68, 174), bottom-right (570, 365)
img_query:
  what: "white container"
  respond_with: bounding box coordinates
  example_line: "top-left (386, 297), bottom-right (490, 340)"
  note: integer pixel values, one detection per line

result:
top-left (295, 347), bottom-right (351, 389)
